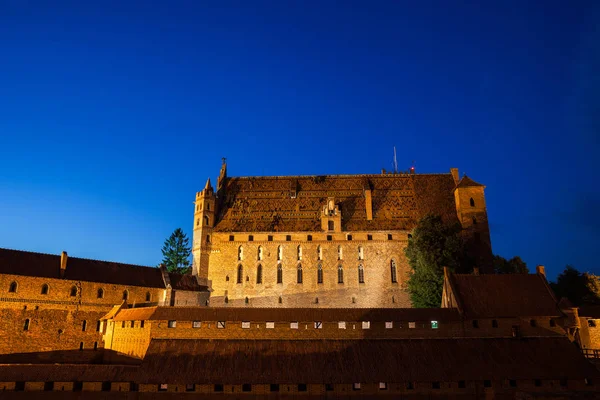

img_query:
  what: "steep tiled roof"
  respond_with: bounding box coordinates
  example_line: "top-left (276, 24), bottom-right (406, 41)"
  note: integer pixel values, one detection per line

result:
top-left (111, 306), bottom-right (460, 322)
top-left (168, 272), bottom-right (207, 291)
top-left (137, 337), bottom-right (599, 384)
top-left (455, 175), bottom-right (484, 189)
top-left (0, 364), bottom-right (137, 382)
top-left (449, 273), bottom-right (561, 318)
top-left (214, 173), bottom-right (459, 232)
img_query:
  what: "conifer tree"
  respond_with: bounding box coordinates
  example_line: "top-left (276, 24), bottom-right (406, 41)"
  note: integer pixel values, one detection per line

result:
top-left (160, 228), bottom-right (191, 274)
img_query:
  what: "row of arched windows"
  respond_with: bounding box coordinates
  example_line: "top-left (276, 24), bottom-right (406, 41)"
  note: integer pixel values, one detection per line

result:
top-left (233, 261), bottom-right (397, 285)
top-left (238, 245), bottom-right (367, 261)
top-left (6, 281), bottom-right (152, 302)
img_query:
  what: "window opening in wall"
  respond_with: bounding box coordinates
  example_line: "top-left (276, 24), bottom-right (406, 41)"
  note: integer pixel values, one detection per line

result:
top-left (286, 235), bottom-right (291, 241)
top-left (168, 320), bottom-right (177, 328)
top-left (459, 380), bottom-right (466, 388)
top-left (534, 379), bottom-right (541, 387)
top-left (122, 321), bottom-right (125, 328)
top-left (44, 381), bottom-right (54, 391)
top-left (102, 382), bottom-right (111, 392)
top-left (338, 321), bottom-right (346, 329)
top-left (277, 264), bottom-right (283, 284)
top-left (512, 325), bottom-right (520, 337)
top-left (82, 320), bottom-right (87, 331)
top-left (314, 321), bottom-right (322, 329)
top-left (158, 384), bottom-right (168, 391)
top-left (297, 264), bottom-right (303, 283)
top-left (408, 233), bottom-right (413, 239)
top-left (196, 219), bottom-right (200, 226)
top-left (509, 379), bottom-right (517, 387)
top-left (268, 235), bottom-right (273, 241)
top-left (358, 245), bottom-right (363, 260)
top-left (245, 297), bottom-right (249, 304)
top-left (248, 235), bottom-right (253, 242)
top-left (407, 382), bottom-right (414, 390)
top-left (559, 378), bottom-right (567, 387)
top-left (79, 342), bottom-right (84, 350)
top-left (317, 264), bottom-right (323, 284)
top-left (242, 384), bottom-right (251, 392)
top-left (131, 321), bottom-right (135, 328)
top-left (431, 320), bottom-right (438, 329)
top-left (258, 246), bottom-right (263, 261)
top-left (325, 383), bottom-right (334, 391)
top-left (204, 216), bottom-right (209, 225)
top-left (237, 265), bottom-right (243, 284)
top-left (141, 321), bottom-right (144, 328)
top-left (206, 235), bottom-right (210, 243)
top-left (337, 245), bottom-right (343, 260)
top-left (550, 319), bottom-right (556, 327)
top-left (186, 384), bottom-right (195, 392)
top-left (23, 319), bottom-right (30, 331)
top-left (266, 322), bottom-right (275, 329)
top-left (385, 321), bottom-right (393, 329)
top-left (206, 202), bottom-right (210, 211)
top-left (470, 197), bottom-right (475, 207)
top-left (290, 322), bottom-right (299, 329)
top-left (391, 260), bottom-right (397, 283)
top-left (353, 383), bottom-right (361, 390)
top-left (328, 221), bottom-right (334, 231)
top-left (9, 281), bottom-right (17, 293)
top-left (347, 234), bottom-right (353, 241)
top-left (588, 320), bottom-right (596, 328)
top-left (41, 283), bottom-right (49, 295)
top-left (358, 264), bottom-right (365, 283)
top-left (122, 290), bottom-right (128, 301)
top-left (238, 246), bottom-right (243, 261)
top-left (93, 341), bottom-right (98, 350)
top-left (257, 265), bottom-right (263, 284)
top-left (409, 322), bottom-right (416, 329)
top-left (484, 380), bottom-right (492, 388)
top-left (146, 292), bottom-right (151, 302)
top-left (388, 234), bottom-right (392, 240)
top-left (229, 235), bottom-right (234, 241)
top-left (226, 275), bottom-right (229, 282)
top-left (362, 321), bottom-right (370, 329)
top-left (277, 246), bottom-right (282, 261)
top-left (472, 320), bottom-right (479, 328)
top-left (367, 234), bottom-right (373, 240)
top-left (278, 296), bottom-right (283, 304)
top-left (297, 245), bottom-right (302, 260)
top-left (327, 235), bottom-right (332, 241)
top-left (315, 297), bottom-right (319, 304)
top-left (242, 321), bottom-right (250, 329)
top-left (193, 321), bottom-right (201, 328)
top-left (214, 384), bottom-right (224, 392)
top-left (73, 381), bottom-right (83, 392)
top-left (432, 381), bottom-right (441, 389)
top-left (530, 319), bottom-right (537, 327)
top-left (97, 288), bottom-right (104, 299)
top-left (317, 245), bottom-right (322, 260)
top-left (270, 384), bottom-right (280, 392)
top-left (338, 265), bottom-right (344, 283)
top-left (70, 286), bottom-right (77, 297)
top-left (472, 216), bottom-right (477, 225)
top-left (217, 321), bottom-right (226, 328)
top-left (307, 235), bottom-right (312, 241)
top-left (96, 321), bottom-right (102, 332)
top-left (298, 384), bottom-right (307, 392)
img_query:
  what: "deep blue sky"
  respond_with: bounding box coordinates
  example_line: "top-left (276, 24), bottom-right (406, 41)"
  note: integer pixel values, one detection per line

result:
top-left (1, 1), bottom-right (598, 281)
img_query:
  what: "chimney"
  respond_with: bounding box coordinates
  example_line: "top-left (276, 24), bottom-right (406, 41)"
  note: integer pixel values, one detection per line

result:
top-left (60, 251), bottom-right (68, 278)
top-left (536, 265), bottom-right (546, 277)
top-left (473, 267), bottom-right (480, 276)
top-left (451, 168), bottom-right (459, 185)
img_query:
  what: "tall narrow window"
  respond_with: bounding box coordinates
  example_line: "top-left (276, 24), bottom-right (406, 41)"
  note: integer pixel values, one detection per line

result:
top-left (82, 320), bottom-right (87, 331)
top-left (277, 264), bottom-right (283, 284)
top-left (145, 292), bottom-right (151, 302)
top-left (238, 246), bottom-right (243, 261)
top-left (358, 264), bottom-right (364, 283)
top-left (338, 265), bottom-right (344, 284)
top-left (297, 245), bottom-right (302, 261)
top-left (390, 260), bottom-right (397, 283)
top-left (256, 265), bottom-right (263, 284)
top-left (258, 246), bottom-right (263, 261)
top-left (358, 246), bottom-right (364, 260)
top-left (317, 245), bottom-right (322, 260)
top-left (328, 220), bottom-right (334, 231)
top-left (338, 245), bottom-right (343, 260)
top-left (277, 246), bottom-right (282, 261)
top-left (41, 284), bottom-right (49, 295)
top-left (9, 281), bottom-right (17, 293)
top-left (317, 264), bottom-right (323, 284)
top-left (122, 290), bottom-right (129, 301)
top-left (97, 288), bottom-right (104, 299)
top-left (23, 319), bottom-right (30, 331)
top-left (470, 197), bottom-right (475, 207)
top-left (69, 286), bottom-right (77, 297)
top-left (472, 216), bottom-right (477, 225)
top-left (204, 215), bottom-right (209, 225)
top-left (297, 264), bottom-right (303, 284)
top-left (237, 265), bottom-right (243, 284)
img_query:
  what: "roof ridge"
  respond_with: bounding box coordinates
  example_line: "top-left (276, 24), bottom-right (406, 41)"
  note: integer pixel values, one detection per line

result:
top-left (228, 173), bottom-right (452, 179)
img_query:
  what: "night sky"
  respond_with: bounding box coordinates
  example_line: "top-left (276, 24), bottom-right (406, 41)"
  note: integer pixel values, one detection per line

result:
top-left (1, 1), bottom-right (598, 281)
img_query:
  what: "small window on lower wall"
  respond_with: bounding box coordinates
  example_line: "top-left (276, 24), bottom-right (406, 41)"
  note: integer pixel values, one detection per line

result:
top-left (550, 319), bottom-right (556, 327)
top-left (432, 381), bottom-right (440, 389)
top-left (472, 320), bottom-right (479, 328)
top-left (73, 382), bottom-right (83, 392)
top-left (290, 322), bottom-right (299, 329)
top-left (325, 383), bottom-right (334, 391)
top-left (559, 378), bottom-right (567, 387)
top-left (44, 382), bottom-right (54, 391)
top-left (353, 383), bottom-right (361, 390)
top-left (385, 321), bottom-right (393, 329)
top-left (338, 321), bottom-right (346, 329)
top-left (242, 384), bottom-right (252, 392)
top-left (509, 379), bottom-right (517, 387)
top-left (217, 321), bottom-right (226, 329)
top-left (270, 384), bottom-right (279, 392)
top-left (408, 322), bottom-right (416, 329)
top-left (242, 321), bottom-right (251, 329)
top-left (534, 379), bottom-right (541, 387)
top-left (158, 384), bottom-right (168, 391)
top-left (314, 321), bottom-right (322, 329)
top-left (15, 382), bottom-right (25, 391)
top-left (484, 380), bottom-right (492, 388)
top-left (298, 384), bottom-right (307, 392)
top-left (407, 382), bottom-right (414, 390)
top-left (362, 321), bottom-right (370, 329)
top-left (588, 320), bottom-right (596, 328)
top-left (458, 380), bottom-right (466, 389)
top-left (266, 322), bottom-right (275, 329)
top-left (185, 384), bottom-right (195, 392)
top-left (431, 320), bottom-right (438, 329)
top-left (193, 321), bottom-right (201, 328)
top-left (168, 320), bottom-right (176, 328)
top-left (101, 382), bottom-right (111, 392)
top-left (379, 382), bottom-right (387, 390)
top-left (214, 384), bottom-right (224, 392)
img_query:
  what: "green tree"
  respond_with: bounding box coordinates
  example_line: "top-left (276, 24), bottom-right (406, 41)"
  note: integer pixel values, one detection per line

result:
top-left (405, 215), bottom-right (466, 308)
top-left (493, 255), bottom-right (529, 274)
top-left (550, 266), bottom-right (600, 306)
top-left (160, 228), bottom-right (192, 274)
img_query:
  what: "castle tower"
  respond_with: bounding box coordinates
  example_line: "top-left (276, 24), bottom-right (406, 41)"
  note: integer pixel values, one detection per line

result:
top-left (452, 169), bottom-right (493, 272)
top-left (192, 178), bottom-right (216, 279)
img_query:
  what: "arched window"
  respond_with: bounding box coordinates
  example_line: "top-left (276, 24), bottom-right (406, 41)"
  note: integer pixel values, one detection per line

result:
top-left (206, 203), bottom-right (210, 211)
top-left (277, 264), bottom-right (283, 284)
top-left (122, 290), bottom-right (129, 301)
top-left (338, 265), bottom-right (344, 284)
top-left (391, 260), bottom-right (397, 283)
top-left (297, 245), bottom-right (302, 261)
top-left (9, 281), bottom-right (17, 293)
top-left (297, 264), bottom-right (303, 284)
top-left (358, 264), bottom-right (365, 283)
top-left (97, 288), bottom-right (104, 299)
top-left (145, 292), bottom-right (151, 302)
top-left (358, 245), bottom-right (364, 260)
top-left (41, 284), bottom-right (49, 295)
top-left (277, 246), bottom-right (282, 261)
top-left (237, 265), bottom-right (243, 284)
top-left (338, 245), bottom-right (343, 260)
top-left (317, 245), bottom-right (322, 261)
top-left (204, 215), bottom-right (209, 225)
top-left (472, 216), bottom-right (477, 225)
top-left (470, 197), bottom-right (475, 207)
top-left (69, 286), bottom-right (77, 297)
top-left (317, 264), bottom-right (323, 284)
top-left (196, 219), bottom-right (200, 226)
top-left (238, 246), bottom-right (243, 261)
top-left (256, 265), bottom-right (263, 284)
top-left (257, 246), bottom-right (263, 261)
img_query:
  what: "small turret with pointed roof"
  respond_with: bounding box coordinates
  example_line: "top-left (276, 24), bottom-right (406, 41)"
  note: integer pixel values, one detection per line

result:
top-left (203, 178), bottom-right (213, 195)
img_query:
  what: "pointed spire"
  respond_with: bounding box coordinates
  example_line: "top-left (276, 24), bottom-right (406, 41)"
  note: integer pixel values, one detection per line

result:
top-left (204, 178), bottom-right (213, 191)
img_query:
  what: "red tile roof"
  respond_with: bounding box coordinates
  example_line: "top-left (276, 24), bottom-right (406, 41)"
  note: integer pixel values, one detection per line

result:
top-left (455, 175), bottom-right (484, 189)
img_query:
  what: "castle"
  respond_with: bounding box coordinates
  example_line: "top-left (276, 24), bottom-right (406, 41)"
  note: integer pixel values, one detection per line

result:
top-left (1, 162), bottom-right (600, 398)
top-left (193, 160), bottom-right (492, 307)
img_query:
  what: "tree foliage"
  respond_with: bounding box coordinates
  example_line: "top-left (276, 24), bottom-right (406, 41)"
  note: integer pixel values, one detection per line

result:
top-left (492, 255), bottom-right (529, 274)
top-left (160, 228), bottom-right (192, 274)
top-left (550, 266), bottom-right (600, 306)
top-left (405, 215), bottom-right (467, 308)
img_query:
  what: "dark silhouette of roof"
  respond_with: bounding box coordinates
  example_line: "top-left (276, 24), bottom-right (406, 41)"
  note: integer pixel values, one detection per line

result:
top-left (448, 273), bottom-right (561, 318)
top-left (455, 175), bottom-right (484, 189)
